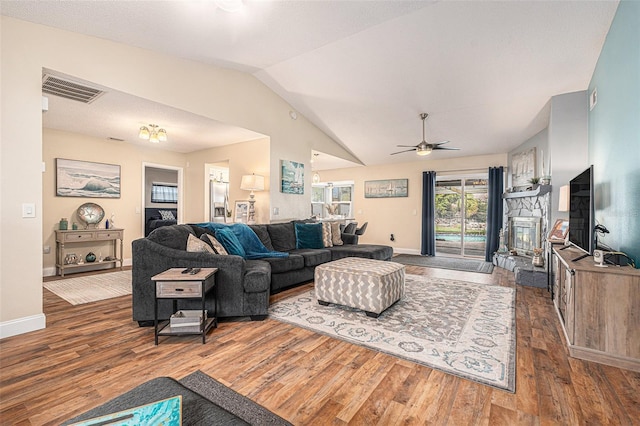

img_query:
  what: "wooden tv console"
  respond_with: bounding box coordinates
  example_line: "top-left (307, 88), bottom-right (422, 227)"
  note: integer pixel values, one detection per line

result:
top-left (551, 246), bottom-right (639, 371)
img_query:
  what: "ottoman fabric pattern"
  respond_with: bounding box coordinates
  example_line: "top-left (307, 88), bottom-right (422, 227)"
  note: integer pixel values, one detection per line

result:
top-left (315, 257), bottom-right (405, 316)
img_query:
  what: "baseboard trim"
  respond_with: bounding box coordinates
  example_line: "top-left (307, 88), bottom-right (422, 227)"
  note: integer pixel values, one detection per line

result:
top-left (393, 248), bottom-right (421, 255)
top-left (0, 313), bottom-right (46, 339)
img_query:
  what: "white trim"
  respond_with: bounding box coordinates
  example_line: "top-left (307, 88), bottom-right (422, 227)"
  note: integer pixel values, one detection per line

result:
top-left (393, 247), bottom-right (421, 255)
top-left (0, 314), bottom-right (46, 339)
top-left (43, 266), bottom-right (57, 277)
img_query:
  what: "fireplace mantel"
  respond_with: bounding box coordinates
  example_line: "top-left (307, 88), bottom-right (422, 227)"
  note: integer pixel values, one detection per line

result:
top-left (502, 184), bottom-right (551, 199)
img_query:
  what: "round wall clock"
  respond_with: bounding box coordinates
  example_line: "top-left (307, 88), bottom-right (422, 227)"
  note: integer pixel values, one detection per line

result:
top-left (77, 202), bottom-right (105, 226)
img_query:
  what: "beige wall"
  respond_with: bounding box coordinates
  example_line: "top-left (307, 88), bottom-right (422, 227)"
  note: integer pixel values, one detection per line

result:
top-left (0, 16), bottom-right (354, 335)
top-left (185, 137), bottom-right (271, 224)
top-left (318, 154), bottom-right (507, 254)
top-left (42, 129), bottom-right (186, 275)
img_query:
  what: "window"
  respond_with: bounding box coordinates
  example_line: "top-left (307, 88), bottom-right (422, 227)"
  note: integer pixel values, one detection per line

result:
top-left (311, 181), bottom-right (354, 218)
top-left (151, 182), bottom-right (178, 203)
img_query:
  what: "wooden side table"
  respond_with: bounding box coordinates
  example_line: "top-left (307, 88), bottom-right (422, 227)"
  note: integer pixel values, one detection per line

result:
top-left (55, 228), bottom-right (124, 276)
top-left (151, 268), bottom-right (218, 345)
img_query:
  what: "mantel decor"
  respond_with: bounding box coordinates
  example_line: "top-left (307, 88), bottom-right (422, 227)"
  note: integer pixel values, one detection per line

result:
top-left (364, 179), bottom-right (408, 198)
top-left (510, 148), bottom-right (536, 187)
top-left (56, 158), bottom-right (121, 198)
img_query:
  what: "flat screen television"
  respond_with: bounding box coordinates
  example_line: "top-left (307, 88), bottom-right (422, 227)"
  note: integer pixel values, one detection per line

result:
top-left (568, 165), bottom-right (595, 260)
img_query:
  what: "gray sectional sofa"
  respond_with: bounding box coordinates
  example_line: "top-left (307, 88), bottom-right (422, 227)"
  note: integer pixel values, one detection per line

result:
top-left (131, 221), bottom-right (393, 325)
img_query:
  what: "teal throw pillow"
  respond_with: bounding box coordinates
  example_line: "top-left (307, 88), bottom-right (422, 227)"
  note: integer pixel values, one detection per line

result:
top-left (214, 227), bottom-right (246, 257)
top-left (295, 222), bottom-right (324, 249)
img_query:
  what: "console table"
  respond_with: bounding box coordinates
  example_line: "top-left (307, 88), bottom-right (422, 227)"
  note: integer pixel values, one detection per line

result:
top-left (55, 228), bottom-right (124, 277)
top-left (551, 245), bottom-right (640, 371)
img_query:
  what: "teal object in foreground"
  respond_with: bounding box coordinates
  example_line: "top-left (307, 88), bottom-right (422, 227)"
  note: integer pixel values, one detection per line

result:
top-left (68, 395), bottom-right (182, 426)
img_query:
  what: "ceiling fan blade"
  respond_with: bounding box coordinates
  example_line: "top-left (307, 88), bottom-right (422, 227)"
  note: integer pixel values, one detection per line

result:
top-left (431, 140), bottom-right (450, 146)
top-left (390, 148), bottom-right (417, 155)
top-left (396, 144), bottom-right (419, 148)
top-left (432, 146), bottom-right (460, 150)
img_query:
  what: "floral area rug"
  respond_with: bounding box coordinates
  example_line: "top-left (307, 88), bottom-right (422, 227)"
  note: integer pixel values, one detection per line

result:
top-left (269, 274), bottom-right (515, 392)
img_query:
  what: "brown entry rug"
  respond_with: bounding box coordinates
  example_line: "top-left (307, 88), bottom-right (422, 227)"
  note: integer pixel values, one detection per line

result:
top-left (269, 274), bottom-right (515, 392)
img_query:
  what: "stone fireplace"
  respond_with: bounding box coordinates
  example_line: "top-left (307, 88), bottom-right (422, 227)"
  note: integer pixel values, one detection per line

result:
top-left (503, 185), bottom-right (551, 257)
top-left (508, 217), bottom-right (542, 256)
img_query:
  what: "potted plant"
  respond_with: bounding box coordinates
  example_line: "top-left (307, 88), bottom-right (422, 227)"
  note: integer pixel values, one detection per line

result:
top-left (528, 177), bottom-right (541, 190)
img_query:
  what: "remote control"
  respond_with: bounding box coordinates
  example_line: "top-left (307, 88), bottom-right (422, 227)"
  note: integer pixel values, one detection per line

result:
top-left (189, 268), bottom-right (201, 275)
top-left (181, 267), bottom-right (192, 274)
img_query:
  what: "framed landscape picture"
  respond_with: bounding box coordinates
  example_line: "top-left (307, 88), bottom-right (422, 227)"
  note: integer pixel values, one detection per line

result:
top-left (364, 179), bottom-right (408, 198)
top-left (56, 158), bottom-right (121, 198)
top-left (549, 219), bottom-right (569, 242)
top-left (281, 160), bottom-right (304, 194)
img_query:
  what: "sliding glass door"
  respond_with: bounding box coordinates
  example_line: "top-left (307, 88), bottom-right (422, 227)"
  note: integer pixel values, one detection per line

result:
top-left (435, 175), bottom-right (488, 257)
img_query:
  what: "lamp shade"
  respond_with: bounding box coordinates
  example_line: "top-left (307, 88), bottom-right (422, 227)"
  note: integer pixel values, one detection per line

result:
top-left (240, 174), bottom-right (265, 191)
top-left (558, 185), bottom-right (570, 212)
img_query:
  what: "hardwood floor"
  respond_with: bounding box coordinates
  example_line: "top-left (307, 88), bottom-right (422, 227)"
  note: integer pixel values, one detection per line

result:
top-left (1, 266), bottom-right (639, 425)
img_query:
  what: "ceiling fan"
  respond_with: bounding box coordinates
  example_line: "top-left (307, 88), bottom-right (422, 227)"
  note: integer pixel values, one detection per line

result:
top-left (391, 113), bottom-right (460, 156)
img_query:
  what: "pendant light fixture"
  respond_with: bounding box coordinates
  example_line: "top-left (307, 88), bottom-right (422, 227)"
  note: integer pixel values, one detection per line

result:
top-left (139, 124), bottom-right (167, 143)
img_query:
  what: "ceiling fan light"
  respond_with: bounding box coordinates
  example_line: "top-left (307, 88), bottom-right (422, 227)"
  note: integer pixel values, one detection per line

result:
top-left (138, 126), bottom-right (150, 140)
top-left (416, 147), bottom-right (432, 156)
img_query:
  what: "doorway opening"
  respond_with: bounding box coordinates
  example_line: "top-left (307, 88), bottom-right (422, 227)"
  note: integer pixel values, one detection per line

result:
top-left (142, 163), bottom-right (183, 236)
top-left (435, 174), bottom-right (488, 257)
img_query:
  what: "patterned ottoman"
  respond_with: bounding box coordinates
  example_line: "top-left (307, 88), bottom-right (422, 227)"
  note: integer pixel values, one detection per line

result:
top-left (314, 257), bottom-right (405, 318)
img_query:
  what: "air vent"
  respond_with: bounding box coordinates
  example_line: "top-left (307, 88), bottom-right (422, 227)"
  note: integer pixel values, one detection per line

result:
top-left (42, 74), bottom-right (105, 104)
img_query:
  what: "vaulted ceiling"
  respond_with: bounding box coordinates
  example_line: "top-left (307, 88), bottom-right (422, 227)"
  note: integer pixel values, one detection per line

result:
top-left (1, 1), bottom-right (618, 169)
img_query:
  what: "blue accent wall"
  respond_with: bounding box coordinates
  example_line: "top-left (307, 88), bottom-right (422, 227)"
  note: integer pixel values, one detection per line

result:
top-left (588, 0), bottom-right (640, 266)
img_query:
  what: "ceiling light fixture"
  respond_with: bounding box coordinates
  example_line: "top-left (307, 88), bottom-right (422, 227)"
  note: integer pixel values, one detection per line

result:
top-left (139, 124), bottom-right (167, 144)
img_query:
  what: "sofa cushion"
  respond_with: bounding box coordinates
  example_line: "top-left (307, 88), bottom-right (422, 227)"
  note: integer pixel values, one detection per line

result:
top-left (261, 254), bottom-right (304, 274)
top-left (330, 222), bottom-right (343, 246)
top-left (328, 244), bottom-right (393, 261)
top-left (215, 228), bottom-right (246, 257)
top-left (249, 225), bottom-right (274, 251)
top-left (187, 234), bottom-right (215, 253)
top-left (267, 222), bottom-right (296, 252)
top-left (295, 222), bottom-right (324, 249)
top-left (147, 224), bottom-right (195, 250)
top-left (290, 248), bottom-right (332, 267)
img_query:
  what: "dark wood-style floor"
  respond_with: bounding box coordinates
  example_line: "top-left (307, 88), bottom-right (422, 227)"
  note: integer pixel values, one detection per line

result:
top-left (1, 265), bottom-right (639, 425)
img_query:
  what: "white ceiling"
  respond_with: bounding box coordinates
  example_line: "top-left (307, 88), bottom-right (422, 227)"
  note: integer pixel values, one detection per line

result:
top-left (2, 0), bottom-right (618, 169)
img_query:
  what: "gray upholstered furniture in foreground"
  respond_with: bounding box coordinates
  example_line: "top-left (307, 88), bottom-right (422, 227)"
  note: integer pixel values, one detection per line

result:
top-left (62, 373), bottom-right (292, 426)
top-left (132, 221), bottom-right (393, 325)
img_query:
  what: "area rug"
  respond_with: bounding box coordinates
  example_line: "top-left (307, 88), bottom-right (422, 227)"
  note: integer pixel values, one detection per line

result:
top-left (269, 274), bottom-right (515, 392)
top-left (393, 254), bottom-right (494, 274)
top-left (43, 270), bottom-right (131, 305)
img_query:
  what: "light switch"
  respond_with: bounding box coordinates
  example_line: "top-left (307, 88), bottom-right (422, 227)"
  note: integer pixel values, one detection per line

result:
top-left (22, 203), bottom-right (36, 218)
